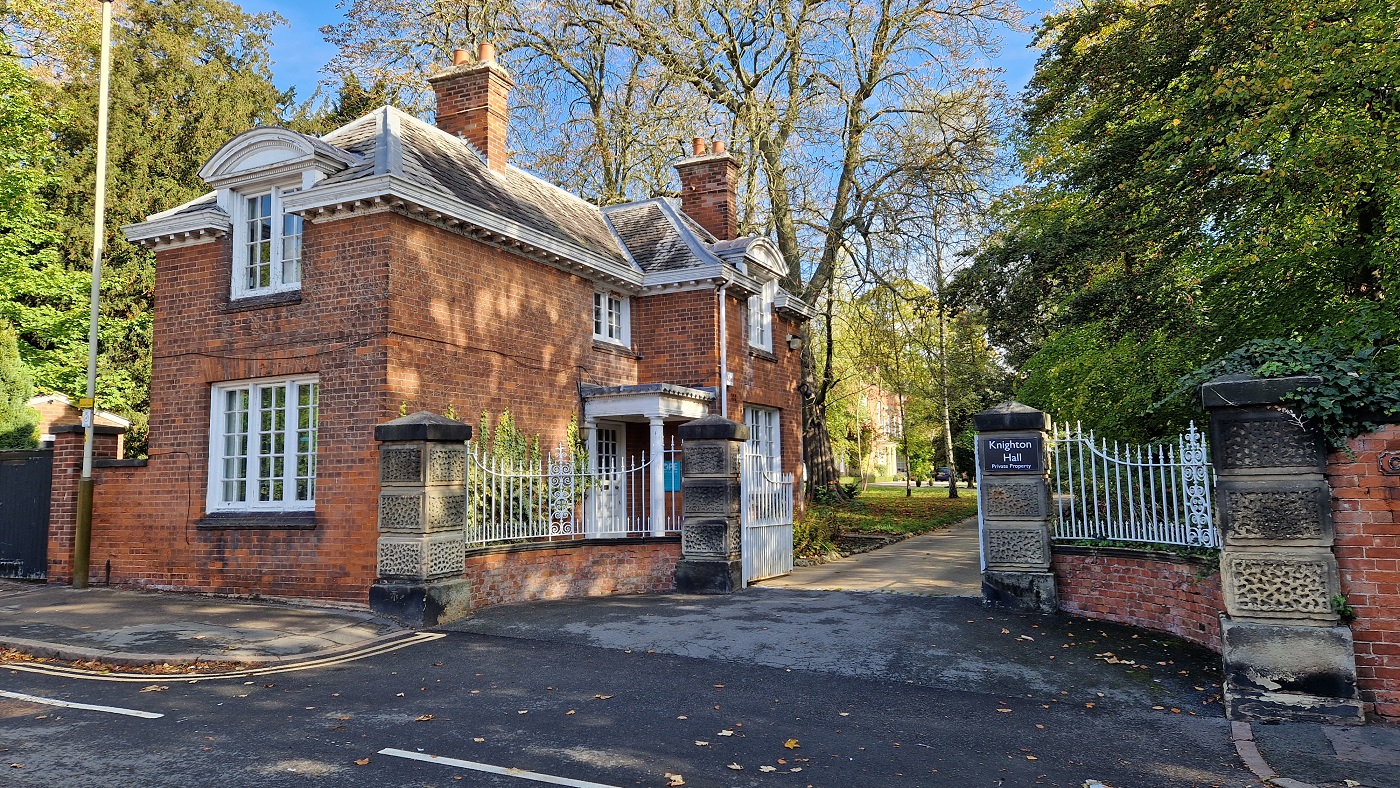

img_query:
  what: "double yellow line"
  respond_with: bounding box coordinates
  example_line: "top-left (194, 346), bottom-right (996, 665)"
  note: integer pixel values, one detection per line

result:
top-left (2, 632), bottom-right (446, 682)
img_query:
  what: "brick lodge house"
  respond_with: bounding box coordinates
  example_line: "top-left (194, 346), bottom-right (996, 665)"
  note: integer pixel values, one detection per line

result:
top-left (53, 46), bottom-right (813, 604)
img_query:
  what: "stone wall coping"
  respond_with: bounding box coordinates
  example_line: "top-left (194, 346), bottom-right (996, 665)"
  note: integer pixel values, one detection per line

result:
top-left (1053, 543), bottom-right (1219, 570)
top-left (465, 536), bottom-right (681, 558)
top-left (50, 423), bottom-right (127, 436)
top-left (973, 401), bottom-right (1049, 432)
top-left (95, 458), bottom-right (148, 468)
top-left (678, 414), bottom-right (748, 442)
top-left (375, 411), bottom-right (473, 442)
top-left (1200, 374), bottom-right (1322, 409)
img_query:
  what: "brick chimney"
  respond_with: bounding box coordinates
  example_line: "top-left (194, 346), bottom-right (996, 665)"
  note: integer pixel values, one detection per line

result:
top-left (674, 138), bottom-right (739, 240)
top-left (428, 43), bottom-right (513, 173)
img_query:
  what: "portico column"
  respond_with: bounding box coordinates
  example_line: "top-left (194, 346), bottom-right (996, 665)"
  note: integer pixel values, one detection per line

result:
top-left (649, 416), bottom-right (666, 536)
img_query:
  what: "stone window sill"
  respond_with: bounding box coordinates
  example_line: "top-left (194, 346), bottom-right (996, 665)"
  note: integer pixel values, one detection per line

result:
top-left (196, 511), bottom-right (317, 530)
top-left (749, 348), bottom-right (778, 363)
top-left (592, 340), bottom-right (639, 358)
top-left (224, 290), bottom-right (302, 312)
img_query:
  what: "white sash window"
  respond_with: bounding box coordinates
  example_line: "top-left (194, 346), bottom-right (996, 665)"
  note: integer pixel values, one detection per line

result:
top-left (209, 376), bottom-right (318, 511)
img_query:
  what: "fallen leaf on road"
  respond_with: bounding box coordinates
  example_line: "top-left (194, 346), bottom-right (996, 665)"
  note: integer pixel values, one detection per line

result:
top-left (996, 708), bottom-right (1012, 713)
top-left (593, 694), bottom-right (613, 700)
top-left (784, 738), bottom-right (800, 749)
top-left (1019, 635), bottom-right (1034, 641)
top-left (1001, 628), bottom-right (1010, 634)
top-left (760, 766), bottom-right (777, 772)
top-left (676, 715), bottom-right (687, 719)
top-left (718, 730), bottom-right (734, 736)
top-left (472, 738), bottom-right (485, 743)
top-left (566, 710), bottom-right (576, 715)
top-left (664, 773), bottom-right (685, 786)
top-left (395, 692), bottom-right (405, 697)
top-left (838, 712), bottom-right (850, 717)
top-left (727, 763), bottom-right (743, 770)
top-left (517, 710), bottom-right (528, 715)
top-left (353, 758), bottom-right (369, 766)
top-left (695, 741), bottom-right (709, 746)
top-left (414, 714), bottom-right (435, 722)
top-left (139, 685), bottom-right (168, 693)
top-left (713, 684), bottom-right (725, 689)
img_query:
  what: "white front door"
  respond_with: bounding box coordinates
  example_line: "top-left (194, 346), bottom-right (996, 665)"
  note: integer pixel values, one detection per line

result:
top-left (588, 422), bottom-right (627, 536)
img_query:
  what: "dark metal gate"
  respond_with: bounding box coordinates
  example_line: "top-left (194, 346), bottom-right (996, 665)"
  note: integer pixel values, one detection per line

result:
top-left (0, 450), bottom-right (53, 579)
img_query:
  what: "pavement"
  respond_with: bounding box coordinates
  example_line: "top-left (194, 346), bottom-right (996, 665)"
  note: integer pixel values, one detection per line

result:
top-left (0, 580), bottom-right (404, 665)
top-left (2, 524), bottom-right (1397, 787)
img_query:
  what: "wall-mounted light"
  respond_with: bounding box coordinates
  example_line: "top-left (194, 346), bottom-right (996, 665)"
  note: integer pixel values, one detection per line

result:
top-left (786, 334), bottom-right (802, 351)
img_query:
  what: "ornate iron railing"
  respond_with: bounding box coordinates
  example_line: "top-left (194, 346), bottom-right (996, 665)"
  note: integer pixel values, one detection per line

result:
top-left (464, 438), bottom-right (681, 546)
top-left (1050, 422), bottom-right (1219, 548)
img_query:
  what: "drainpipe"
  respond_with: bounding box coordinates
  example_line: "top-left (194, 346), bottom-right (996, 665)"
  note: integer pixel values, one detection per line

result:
top-left (717, 282), bottom-right (729, 418)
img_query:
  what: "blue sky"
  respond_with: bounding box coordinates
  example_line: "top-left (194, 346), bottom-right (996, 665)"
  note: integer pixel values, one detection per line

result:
top-left (240, 1), bottom-right (1056, 104)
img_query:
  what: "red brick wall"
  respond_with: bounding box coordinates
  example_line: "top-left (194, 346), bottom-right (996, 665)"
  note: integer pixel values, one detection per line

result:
top-left (1328, 423), bottom-right (1400, 720)
top-left (634, 289), bottom-right (719, 389)
top-left (675, 154), bottom-right (738, 240)
top-left (51, 211), bottom-right (395, 602)
top-left (1053, 548), bottom-right (1224, 652)
top-left (725, 292), bottom-right (806, 497)
top-left (385, 218), bottom-right (638, 444)
top-left (46, 428), bottom-right (122, 581)
top-left (464, 540), bottom-right (680, 608)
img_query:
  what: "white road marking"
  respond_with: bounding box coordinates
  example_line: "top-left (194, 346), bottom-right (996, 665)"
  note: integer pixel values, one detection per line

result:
top-left (0, 689), bottom-right (163, 718)
top-left (377, 747), bottom-right (622, 788)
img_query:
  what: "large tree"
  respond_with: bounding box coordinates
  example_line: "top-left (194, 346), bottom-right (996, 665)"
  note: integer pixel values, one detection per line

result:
top-left (956, 0), bottom-right (1400, 439)
top-left (322, 0), bottom-right (1018, 499)
top-left (7, 0), bottom-right (288, 450)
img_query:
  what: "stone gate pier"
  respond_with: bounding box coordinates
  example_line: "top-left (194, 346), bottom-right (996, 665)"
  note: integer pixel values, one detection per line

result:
top-left (1202, 375), bottom-right (1364, 723)
top-left (975, 402), bottom-right (1057, 612)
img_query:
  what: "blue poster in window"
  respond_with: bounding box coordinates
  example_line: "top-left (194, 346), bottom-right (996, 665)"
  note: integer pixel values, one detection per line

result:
top-left (664, 460), bottom-right (682, 492)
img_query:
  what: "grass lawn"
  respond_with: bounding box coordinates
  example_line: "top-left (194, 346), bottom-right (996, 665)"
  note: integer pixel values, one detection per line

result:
top-left (796, 485), bottom-right (979, 556)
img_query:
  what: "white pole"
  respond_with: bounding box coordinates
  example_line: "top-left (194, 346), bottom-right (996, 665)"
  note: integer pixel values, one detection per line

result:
top-left (74, 0), bottom-right (115, 590)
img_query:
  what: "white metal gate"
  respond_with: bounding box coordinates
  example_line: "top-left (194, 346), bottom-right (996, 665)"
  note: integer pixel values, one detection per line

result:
top-left (1051, 422), bottom-right (1219, 547)
top-left (741, 451), bottom-right (794, 584)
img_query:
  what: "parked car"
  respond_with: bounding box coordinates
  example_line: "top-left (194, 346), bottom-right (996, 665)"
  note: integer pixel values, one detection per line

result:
top-left (934, 467), bottom-right (951, 481)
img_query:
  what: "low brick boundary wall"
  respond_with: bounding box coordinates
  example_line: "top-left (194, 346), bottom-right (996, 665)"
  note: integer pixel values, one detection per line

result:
top-left (1329, 423), bottom-right (1400, 720)
top-left (464, 538), bottom-right (680, 609)
top-left (1052, 546), bottom-right (1224, 652)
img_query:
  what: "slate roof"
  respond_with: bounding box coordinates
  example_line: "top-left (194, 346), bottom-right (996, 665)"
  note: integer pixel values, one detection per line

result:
top-left (603, 200), bottom-right (718, 273)
top-left (320, 107), bottom-right (633, 267)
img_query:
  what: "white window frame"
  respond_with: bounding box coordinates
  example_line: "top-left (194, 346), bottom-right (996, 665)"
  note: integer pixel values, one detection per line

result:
top-left (592, 290), bottom-right (631, 346)
top-left (207, 375), bottom-right (319, 513)
top-left (230, 182), bottom-right (303, 300)
top-left (744, 405), bottom-right (781, 471)
top-left (747, 280), bottom-right (776, 351)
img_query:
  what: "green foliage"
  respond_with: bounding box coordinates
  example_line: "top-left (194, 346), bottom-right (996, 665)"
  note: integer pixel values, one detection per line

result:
top-left (1330, 594), bottom-right (1357, 624)
top-left (0, 321), bottom-right (39, 449)
top-left (8, 0), bottom-right (288, 453)
top-left (476, 409), bottom-right (541, 466)
top-left (958, 0), bottom-right (1400, 439)
top-left (1173, 308), bottom-right (1400, 450)
top-left (793, 508), bottom-right (839, 558)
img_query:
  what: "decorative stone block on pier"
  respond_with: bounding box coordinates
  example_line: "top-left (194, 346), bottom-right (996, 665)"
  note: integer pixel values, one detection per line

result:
top-left (368, 411), bottom-right (473, 627)
top-left (1201, 375), bottom-right (1363, 723)
top-left (675, 414), bottom-right (747, 594)
top-left (975, 402), bottom-right (1057, 613)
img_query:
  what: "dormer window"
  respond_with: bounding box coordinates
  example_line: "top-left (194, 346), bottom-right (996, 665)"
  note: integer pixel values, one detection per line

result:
top-left (235, 185), bottom-right (302, 298)
top-left (748, 280), bottom-right (776, 351)
top-left (593, 290), bottom-right (630, 346)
